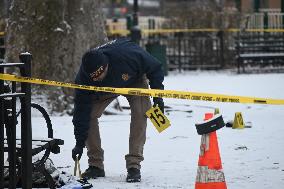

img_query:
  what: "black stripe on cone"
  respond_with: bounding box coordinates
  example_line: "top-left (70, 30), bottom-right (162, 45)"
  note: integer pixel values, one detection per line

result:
top-left (195, 114), bottom-right (225, 135)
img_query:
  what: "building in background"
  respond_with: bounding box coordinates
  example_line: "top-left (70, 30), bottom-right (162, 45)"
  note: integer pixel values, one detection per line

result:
top-left (102, 0), bottom-right (283, 18)
top-left (235, 0), bottom-right (284, 12)
top-left (104, 0), bottom-right (284, 32)
top-left (102, 0), bottom-right (161, 18)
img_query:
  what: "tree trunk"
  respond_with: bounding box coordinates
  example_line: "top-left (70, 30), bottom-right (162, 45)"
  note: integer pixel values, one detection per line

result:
top-left (6, 0), bottom-right (107, 113)
top-left (0, 0), bottom-right (10, 31)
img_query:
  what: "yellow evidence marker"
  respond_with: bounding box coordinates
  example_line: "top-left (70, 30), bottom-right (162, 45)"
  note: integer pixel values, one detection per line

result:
top-left (232, 112), bottom-right (245, 129)
top-left (146, 105), bottom-right (171, 133)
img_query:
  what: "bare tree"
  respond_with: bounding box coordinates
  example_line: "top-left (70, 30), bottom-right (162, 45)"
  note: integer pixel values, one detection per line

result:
top-left (0, 0), bottom-right (10, 31)
top-left (5, 0), bottom-right (107, 113)
top-left (0, 1), bottom-right (4, 25)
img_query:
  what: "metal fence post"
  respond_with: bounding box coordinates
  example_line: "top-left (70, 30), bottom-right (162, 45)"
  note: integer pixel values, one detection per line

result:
top-left (218, 30), bottom-right (225, 69)
top-left (281, 0), bottom-right (284, 29)
top-left (178, 32), bottom-right (182, 73)
top-left (19, 52), bottom-right (32, 189)
top-left (264, 12), bottom-right (268, 29)
top-left (0, 60), bottom-right (4, 189)
top-left (7, 81), bottom-right (17, 189)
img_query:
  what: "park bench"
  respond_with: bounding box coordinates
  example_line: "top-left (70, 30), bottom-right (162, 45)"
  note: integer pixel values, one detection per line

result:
top-left (235, 33), bottom-right (284, 73)
top-left (0, 54), bottom-right (64, 189)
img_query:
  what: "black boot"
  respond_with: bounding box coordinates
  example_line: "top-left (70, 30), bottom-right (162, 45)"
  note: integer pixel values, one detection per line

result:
top-left (81, 166), bottom-right (105, 179)
top-left (126, 168), bottom-right (141, 183)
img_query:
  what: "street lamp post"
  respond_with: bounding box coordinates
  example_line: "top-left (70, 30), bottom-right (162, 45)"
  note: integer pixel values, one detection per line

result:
top-left (282, 0), bottom-right (284, 28)
top-left (133, 0), bottom-right (139, 26)
top-left (218, 0), bottom-right (225, 68)
top-left (130, 0), bottom-right (141, 43)
top-left (254, 0), bottom-right (260, 12)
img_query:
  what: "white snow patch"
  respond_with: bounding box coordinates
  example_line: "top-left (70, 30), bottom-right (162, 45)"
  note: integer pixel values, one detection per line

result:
top-left (54, 27), bottom-right (64, 32)
top-left (31, 71), bottom-right (284, 189)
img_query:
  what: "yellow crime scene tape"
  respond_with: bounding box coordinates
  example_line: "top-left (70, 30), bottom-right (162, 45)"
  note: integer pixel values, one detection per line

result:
top-left (2, 28), bottom-right (284, 37)
top-left (107, 28), bottom-right (284, 35)
top-left (1, 73), bottom-right (284, 105)
top-left (142, 28), bottom-right (284, 34)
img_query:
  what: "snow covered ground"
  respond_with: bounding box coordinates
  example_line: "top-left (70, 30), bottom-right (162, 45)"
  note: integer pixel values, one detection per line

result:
top-left (31, 71), bottom-right (284, 189)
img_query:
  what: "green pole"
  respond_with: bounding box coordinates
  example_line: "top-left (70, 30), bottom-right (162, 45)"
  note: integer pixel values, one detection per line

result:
top-left (133, 0), bottom-right (139, 26)
top-left (264, 12), bottom-right (268, 29)
top-left (254, 0), bottom-right (260, 12)
top-left (281, 0), bottom-right (284, 28)
top-left (235, 0), bottom-right (241, 12)
top-left (126, 14), bottom-right (133, 30)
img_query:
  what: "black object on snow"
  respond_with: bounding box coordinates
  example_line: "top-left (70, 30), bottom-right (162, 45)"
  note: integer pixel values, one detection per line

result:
top-left (225, 121), bottom-right (233, 127)
top-left (195, 114), bottom-right (225, 135)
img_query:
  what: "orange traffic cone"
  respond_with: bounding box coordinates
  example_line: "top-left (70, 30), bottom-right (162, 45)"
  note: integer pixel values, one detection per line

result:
top-left (195, 113), bottom-right (227, 189)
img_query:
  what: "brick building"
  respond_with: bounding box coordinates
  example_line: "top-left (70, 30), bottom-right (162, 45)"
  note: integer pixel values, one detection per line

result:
top-left (162, 0), bottom-right (284, 13)
top-left (226, 0), bottom-right (283, 12)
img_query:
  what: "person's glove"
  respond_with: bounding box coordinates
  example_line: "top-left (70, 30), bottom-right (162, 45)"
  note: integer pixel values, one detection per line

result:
top-left (72, 145), bottom-right (83, 161)
top-left (153, 97), bottom-right (164, 113)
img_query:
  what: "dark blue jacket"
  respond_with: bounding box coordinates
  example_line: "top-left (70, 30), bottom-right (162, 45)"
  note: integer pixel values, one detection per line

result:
top-left (72, 38), bottom-right (164, 147)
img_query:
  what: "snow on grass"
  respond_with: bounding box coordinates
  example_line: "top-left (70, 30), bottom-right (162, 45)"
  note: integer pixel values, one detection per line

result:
top-left (35, 71), bottom-right (284, 189)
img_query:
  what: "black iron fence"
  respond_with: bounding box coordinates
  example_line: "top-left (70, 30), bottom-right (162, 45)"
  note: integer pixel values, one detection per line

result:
top-left (235, 31), bottom-right (284, 73)
top-left (0, 53), bottom-right (32, 189)
top-left (140, 31), bottom-right (226, 71)
top-left (109, 29), bottom-right (284, 73)
top-left (109, 30), bottom-right (238, 72)
top-left (1, 30), bottom-right (284, 76)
